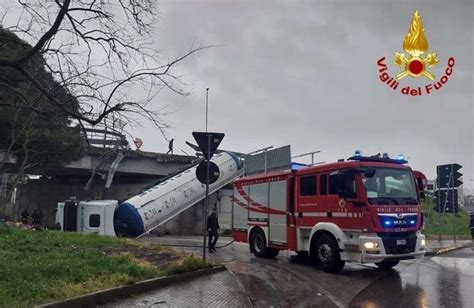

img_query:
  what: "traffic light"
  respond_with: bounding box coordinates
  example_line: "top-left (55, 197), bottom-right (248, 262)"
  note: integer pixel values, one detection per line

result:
top-left (434, 163), bottom-right (462, 214)
top-left (433, 189), bottom-right (459, 213)
top-left (436, 163), bottom-right (462, 188)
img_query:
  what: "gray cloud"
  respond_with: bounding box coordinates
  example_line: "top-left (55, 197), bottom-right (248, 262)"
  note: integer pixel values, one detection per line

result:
top-left (128, 0), bottom-right (473, 187)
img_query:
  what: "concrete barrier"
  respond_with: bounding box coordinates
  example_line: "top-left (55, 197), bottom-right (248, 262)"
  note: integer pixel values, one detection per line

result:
top-left (425, 242), bottom-right (473, 257)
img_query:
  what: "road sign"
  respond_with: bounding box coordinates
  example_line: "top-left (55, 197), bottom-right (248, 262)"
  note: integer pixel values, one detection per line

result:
top-left (433, 189), bottom-right (459, 213)
top-left (436, 164), bottom-right (462, 188)
top-left (133, 138), bottom-right (143, 150)
top-left (196, 161), bottom-right (220, 184)
top-left (192, 132), bottom-right (225, 160)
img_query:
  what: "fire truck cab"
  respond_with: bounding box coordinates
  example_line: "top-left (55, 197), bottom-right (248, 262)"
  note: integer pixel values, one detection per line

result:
top-left (232, 153), bottom-right (427, 273)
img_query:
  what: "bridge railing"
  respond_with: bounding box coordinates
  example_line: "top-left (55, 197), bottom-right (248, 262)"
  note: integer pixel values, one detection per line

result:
top-left (71, 115), bottom-right (129, 149)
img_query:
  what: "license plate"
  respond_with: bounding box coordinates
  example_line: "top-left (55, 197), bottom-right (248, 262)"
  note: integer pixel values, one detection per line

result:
top-left (396, 239), bottom-right (407, 245)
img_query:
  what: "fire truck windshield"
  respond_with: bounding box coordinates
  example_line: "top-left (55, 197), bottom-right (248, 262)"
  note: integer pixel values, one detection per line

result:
top-left (362, 168), bottom-right (418, 205)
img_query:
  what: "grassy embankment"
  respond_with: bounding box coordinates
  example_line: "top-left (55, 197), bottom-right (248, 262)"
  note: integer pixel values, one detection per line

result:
top-left (422, 197), bottom-right (471, 239)
top-left (0, 225), bottom-right (211, 307)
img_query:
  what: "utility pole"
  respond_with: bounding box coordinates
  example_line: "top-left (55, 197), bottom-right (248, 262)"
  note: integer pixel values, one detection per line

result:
top-left (202, 88), bottom-right (210, 260)
top-left (202, 134), bottom-right (211, 260)
top-left (205, 88), bottom-right (209, 132)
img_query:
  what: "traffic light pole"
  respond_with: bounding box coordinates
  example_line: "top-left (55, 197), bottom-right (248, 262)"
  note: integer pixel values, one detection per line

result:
top-left (202, 134), bottom-right (211, 261)
top-left (452, 166), bottom-right (457, 244)
top-left (439, 170), bottom-right (453, 244)
top-left (437, 176), bottom-right (442, 243)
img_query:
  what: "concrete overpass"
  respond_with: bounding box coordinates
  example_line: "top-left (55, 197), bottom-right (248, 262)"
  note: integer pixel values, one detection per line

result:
top-left (1, 147), bottom-right (199, 227)
top-left (1, 147), bottom-right (196, 178)
top-left (67, 147), bottom-right (195, 177)
top-left (1, 146), bottom-right (198, 195)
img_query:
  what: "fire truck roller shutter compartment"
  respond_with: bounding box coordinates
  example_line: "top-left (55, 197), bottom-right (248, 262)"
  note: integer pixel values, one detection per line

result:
top-left (232, 184), bottom-right (249, 233)
top-left (248, 183), bottom-right (269, 224)
top-left (269, 180), bottom-right (287, 245)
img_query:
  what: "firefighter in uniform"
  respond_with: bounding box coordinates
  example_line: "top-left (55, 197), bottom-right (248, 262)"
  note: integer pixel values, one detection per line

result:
top-left (207, 208), bottom-right (220, 253)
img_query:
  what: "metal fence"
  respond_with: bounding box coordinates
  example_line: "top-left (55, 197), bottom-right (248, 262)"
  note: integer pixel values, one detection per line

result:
top-left (244, 145), bottom-right (291, 175)
top-left (71, 115), bottom-right (128, 148)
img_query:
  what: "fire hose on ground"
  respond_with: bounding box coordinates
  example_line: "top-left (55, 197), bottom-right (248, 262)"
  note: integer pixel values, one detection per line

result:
top-left (155, 239), bottom-right (236, 249)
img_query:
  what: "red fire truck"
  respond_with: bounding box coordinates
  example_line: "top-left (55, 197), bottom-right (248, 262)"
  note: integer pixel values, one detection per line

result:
top-left (232, 153), bottom-right (427, 273)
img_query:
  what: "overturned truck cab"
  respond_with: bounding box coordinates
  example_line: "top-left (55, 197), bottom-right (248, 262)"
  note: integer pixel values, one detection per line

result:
top-left (57, 200), bottom-right (117, 235)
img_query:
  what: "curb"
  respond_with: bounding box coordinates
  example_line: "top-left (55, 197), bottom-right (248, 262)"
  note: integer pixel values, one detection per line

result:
top-left (425, 242), bottom-right (473, 257)
top-left (37, 265), bottom-right (226, 308)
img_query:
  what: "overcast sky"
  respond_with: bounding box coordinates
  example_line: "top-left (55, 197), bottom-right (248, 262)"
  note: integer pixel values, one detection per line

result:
top-left (131, 0), bottom-right (473, 187)
top-left (7, 1), bottom-right (471, 187)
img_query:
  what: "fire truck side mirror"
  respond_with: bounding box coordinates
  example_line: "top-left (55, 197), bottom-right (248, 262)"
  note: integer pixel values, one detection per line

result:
top-left (419, 191), bottom-right (426, 202)
top-left (415, 177), bottom-right (426, 202)
top-left (416, 178), bottom-right (424, 191)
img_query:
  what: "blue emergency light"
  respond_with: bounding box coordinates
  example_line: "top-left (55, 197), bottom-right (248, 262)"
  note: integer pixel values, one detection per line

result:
top-left (291, 162), bottom-right (307, 170)
top-left (393, 154), bottom-right (408, 164)
top-left (348, 150), bottom-right (408, 164)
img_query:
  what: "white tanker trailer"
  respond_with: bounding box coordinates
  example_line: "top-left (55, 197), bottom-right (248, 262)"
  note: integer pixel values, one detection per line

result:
top-left (57, 152), bottom-right (243, 237)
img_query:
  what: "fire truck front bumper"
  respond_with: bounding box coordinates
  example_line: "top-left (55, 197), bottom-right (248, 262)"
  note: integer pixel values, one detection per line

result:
top-left (357, 231), bottom-right (426, 263)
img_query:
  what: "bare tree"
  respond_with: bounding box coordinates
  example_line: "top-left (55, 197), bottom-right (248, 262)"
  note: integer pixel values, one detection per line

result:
top-left (0, 1), bottom-right (208, 218)
top-left (0, 0), bottom-right (206, 138)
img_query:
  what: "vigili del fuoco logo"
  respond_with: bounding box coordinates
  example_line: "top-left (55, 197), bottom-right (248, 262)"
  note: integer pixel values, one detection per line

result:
top-left (377, 10), bottom-right (455, 96)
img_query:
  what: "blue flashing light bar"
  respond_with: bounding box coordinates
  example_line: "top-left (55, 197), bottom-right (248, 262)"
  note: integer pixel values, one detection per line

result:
top-left (291, 162), bottom-right (308, 170)
top-left (348, 151), bottom-right (408, 164)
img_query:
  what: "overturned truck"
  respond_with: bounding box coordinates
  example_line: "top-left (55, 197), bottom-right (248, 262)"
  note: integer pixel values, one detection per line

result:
top-left (57, 152), bottom-right (243, 237)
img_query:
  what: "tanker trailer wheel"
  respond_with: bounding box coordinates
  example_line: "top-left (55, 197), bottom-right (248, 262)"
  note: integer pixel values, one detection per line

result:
top-left (250, 228), bottom-right (279, 258)
top-left (313, 233), bottom-right (345, 273)
top-left (375, 259), bottom-right (399, 270)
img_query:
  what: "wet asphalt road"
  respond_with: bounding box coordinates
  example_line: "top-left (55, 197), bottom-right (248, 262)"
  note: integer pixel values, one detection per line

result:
top-left (144, 238), bottom-right (474, 307)
top-left (350, 246), bottom-right (474, 308)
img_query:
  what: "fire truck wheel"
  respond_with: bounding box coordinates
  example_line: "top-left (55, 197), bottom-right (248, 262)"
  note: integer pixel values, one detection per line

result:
top-left (375, 259), bottom-right (399, 270)
top-left (314, 234), bottom-right (345, 273)
top-left (250, 228), bottom-right (277, 258)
